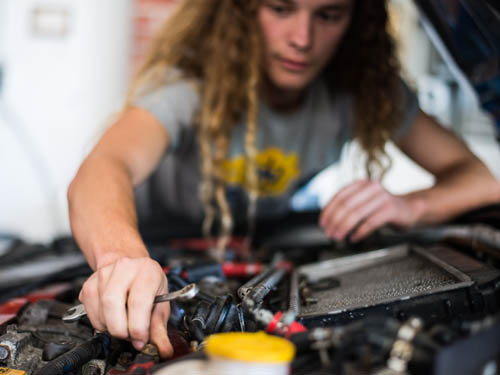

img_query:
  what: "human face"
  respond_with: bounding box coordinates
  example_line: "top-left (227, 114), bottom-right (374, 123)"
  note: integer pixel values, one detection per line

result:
top-left (258, 0), bottom-right (354, 95)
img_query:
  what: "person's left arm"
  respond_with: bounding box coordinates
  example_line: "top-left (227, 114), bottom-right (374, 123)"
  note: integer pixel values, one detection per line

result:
top-left (320, 110), bottom-right (500, 241)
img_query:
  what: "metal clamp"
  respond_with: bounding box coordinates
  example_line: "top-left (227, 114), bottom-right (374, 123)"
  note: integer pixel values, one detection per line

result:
top-left (386, 317), bottom-right (424, 374)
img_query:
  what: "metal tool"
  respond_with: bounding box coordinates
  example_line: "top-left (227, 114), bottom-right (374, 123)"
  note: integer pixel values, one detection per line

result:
top-left (63, 283), bottom-right (199, 323)
top-left (242, 267), bottom-right (287, 309)
top-left (288, 269), bottom-right (300, 315)
top-left (237, 253), bottom-right (286, 300)
top-left (153, 283), bottom-right (199, 303)
top-left (237, 266), bottom-right (272, 300)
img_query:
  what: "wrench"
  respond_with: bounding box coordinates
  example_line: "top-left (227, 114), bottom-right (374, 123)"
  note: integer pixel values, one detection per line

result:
top-left (63, 283), bottom-right (199, 323)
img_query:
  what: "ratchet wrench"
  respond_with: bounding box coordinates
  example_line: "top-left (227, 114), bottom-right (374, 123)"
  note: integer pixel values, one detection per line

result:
top-left (63, 283), bottom-right (199, 323)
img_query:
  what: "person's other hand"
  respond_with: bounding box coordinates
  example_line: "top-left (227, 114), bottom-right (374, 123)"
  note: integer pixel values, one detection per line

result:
top-left (319, 180), bottom-right (420, 242)
top-left (78, 257), bottom-right (173, 358)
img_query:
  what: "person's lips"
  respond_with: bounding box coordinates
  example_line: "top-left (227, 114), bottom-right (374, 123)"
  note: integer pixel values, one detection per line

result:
top-left (277, 57), bottom-right (309, 72)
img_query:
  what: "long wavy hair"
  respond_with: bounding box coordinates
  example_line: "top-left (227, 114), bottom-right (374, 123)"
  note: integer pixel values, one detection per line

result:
top-left (126, 0), bottom-right (402, 256)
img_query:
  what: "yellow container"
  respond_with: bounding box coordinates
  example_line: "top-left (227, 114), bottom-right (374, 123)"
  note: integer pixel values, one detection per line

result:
top-left (0, 368), bottom-right (26, 375)
top-left (205, 331), bottom-right (295, 375)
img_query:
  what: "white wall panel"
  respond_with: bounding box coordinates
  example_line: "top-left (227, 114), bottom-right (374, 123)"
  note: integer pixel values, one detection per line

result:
top-left (0, 0), bottom-right (133, 241)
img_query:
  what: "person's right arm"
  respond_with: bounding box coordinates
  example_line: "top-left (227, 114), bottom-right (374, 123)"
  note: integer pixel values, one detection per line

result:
top-left (67, 107), bottom-right (173, 357)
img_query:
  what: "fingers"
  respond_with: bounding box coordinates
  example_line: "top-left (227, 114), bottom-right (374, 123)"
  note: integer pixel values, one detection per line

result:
top-left (351, 204), bottom-right (393, 241)
top-left (79, 273), bottom-right (107, 332)
top-left (320, 180), bottom-right (369, 227)
top-left (350, 194), bottom-right (419, 240)
top-left (334, 193), bottom-right (388, 240)
top-left (78, 256), bottom-right (172, 354)
top-left (150, 304), bottom-right (174, 358)
top-left (100, 259), bottom-right (136, 339)
top-left (127, 259), bottom-right (168, 350)
top-left (320, 180), bottom-right (387, 240)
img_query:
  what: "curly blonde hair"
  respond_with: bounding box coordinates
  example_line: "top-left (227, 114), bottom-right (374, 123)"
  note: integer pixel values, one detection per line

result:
top-left (127, 0), bottom-right (403, 257)
top-left (326, 0), bottom-right (403, 177)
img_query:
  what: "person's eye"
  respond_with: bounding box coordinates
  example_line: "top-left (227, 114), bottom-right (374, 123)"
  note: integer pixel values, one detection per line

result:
top-left (316, 11), bottom-right (343, 23)
top-left (268, 4), bottom-right (293, 16)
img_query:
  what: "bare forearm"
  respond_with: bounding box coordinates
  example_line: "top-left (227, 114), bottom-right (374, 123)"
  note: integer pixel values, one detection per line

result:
top-left (68, 154), bottom-right (149, 270)
top-left (403, 160), bottom-right (500, 225)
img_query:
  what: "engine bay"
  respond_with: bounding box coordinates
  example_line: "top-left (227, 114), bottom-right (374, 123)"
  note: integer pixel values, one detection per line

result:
top-left (1, 207), bottom-right (500, 375)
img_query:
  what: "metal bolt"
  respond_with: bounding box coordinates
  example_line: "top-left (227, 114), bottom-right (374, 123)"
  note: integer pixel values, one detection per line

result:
top-left (117, 352), bottom-right (132, 367)
top-left (0, 345), bottom-right (10, 361)
top-left (141, 343), bottom-right (159, 356)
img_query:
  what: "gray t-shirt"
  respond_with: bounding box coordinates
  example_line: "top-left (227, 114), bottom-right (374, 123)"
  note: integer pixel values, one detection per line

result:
top-left (133, 78), bottom-right (419, 223)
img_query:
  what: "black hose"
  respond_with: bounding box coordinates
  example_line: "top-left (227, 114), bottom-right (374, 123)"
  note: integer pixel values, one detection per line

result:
top-left (34, 333), bottom-right (109, 375)
top-left (192, 321), bottom-right (206, 342)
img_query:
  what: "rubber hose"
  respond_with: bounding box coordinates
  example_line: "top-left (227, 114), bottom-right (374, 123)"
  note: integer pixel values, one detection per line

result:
top-left (34, 333), bottom-right (109, 375)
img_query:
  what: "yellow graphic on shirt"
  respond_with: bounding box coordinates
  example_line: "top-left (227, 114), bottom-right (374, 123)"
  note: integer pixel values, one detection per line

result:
top-left (222, 147), bottom-right (300, 196)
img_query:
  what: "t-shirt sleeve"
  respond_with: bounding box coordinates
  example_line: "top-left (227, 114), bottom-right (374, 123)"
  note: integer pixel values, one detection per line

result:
top-left (394, 79), bottom-right (420, 140)
top-left (132, 80), bottom-right (200, 151)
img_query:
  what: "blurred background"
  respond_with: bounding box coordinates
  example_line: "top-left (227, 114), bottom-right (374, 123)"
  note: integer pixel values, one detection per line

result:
top-left (0, 0), bottom-right (499, 242)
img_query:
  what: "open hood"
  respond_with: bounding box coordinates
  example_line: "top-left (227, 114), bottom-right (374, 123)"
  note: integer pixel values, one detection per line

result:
top-left (414, 0), bottom-right (500, 136)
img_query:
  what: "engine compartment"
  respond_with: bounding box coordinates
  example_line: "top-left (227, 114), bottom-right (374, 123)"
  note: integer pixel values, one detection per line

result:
top-left (1, 207), bottom-right (500, 375)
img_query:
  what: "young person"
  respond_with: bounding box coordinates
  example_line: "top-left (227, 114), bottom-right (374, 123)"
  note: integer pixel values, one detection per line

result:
top-left (67, 0), bottom-right (500, 357)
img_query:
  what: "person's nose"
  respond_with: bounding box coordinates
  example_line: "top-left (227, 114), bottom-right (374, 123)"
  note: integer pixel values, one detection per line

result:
top-left (289, 12), bottom-right (313, 52)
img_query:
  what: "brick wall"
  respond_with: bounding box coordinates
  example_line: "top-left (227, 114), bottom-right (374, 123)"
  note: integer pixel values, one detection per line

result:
top-left (132, 0), bottom-right (180, 74)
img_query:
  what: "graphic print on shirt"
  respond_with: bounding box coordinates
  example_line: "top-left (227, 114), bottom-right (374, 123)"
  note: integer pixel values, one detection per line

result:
top-left (222, 147), bottom-right (300, 196)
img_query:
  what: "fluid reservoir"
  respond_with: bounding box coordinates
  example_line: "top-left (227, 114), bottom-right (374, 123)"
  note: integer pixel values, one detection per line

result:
top-left (154, 331), bottom-right (295, 375)
top-left (205, 331), bottom-right (295, 375)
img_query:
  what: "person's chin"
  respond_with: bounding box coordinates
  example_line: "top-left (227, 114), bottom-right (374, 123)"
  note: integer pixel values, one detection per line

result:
top-left (271, 73), bottom-right (313, 92)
